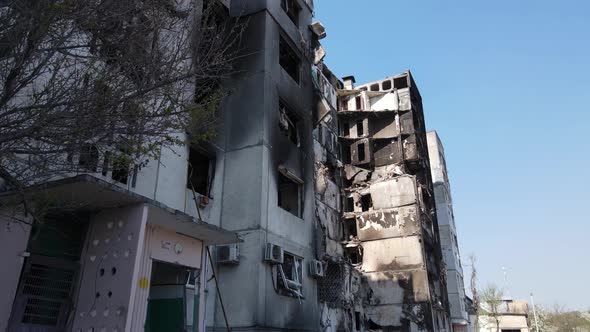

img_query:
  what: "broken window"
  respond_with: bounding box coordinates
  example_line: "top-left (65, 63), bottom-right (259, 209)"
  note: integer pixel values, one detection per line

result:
top-left (279, 36), bottom-right (300, 83)
top-left (279, 100), bottom-right (300, 147)
top-left (78, 144), bottom-right (99, 172)
top-left (356, 120), bottom-right (364, 136)
top-left (342, 122), bottom-right (350, 137)
top-left (382, 80), bottom-right (392, 90)
top-left (187, 147), bottom-right (215, 197)
top-left (278, 170), bottom-right (303, 217)
top-left (360, 194), bottom-right (372, 212)
top-left (370, 83), bottom-right (379, 91)
top-left (280, 0), bottom-right (300, 27)
top-left (355, 95), bottom-right (362, 110)
top-left (277, 252), bottom-right (303, 297)
top-left (394, 75), bottom-right (408, 89)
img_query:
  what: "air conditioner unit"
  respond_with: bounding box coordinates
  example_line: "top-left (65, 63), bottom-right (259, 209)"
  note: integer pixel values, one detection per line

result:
top-left (264, 243), bottom-right (284, 264)
top-left (309, 260), bottom-right (325, 278)
top-left (216, 244), bottom-right (239, 264)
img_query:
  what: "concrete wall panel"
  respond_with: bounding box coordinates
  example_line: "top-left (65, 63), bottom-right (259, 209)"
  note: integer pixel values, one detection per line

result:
top-left (356, 205), bottom-right (420, 241)
top-left (362, 236), bottom-right (424, 272)
top-left (369, 176), bottom-right (417, 210)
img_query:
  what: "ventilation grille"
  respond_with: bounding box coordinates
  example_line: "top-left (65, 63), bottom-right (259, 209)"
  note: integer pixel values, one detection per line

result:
top-left (21, 263), bottom-right (76, 326)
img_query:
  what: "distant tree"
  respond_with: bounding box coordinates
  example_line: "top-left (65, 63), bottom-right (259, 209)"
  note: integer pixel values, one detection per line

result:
top-left (546, 306), bottom-right (590, 332)
top-left (469, 254), bottom-right (480, 329)
top-left (528, 304), bottom-right (548, 332)
top-left (480, 284), bottom-right (503, 332)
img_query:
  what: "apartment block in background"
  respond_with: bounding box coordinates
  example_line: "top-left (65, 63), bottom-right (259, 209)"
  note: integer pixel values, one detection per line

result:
top-left (427, 131), bottom-right (470, 331)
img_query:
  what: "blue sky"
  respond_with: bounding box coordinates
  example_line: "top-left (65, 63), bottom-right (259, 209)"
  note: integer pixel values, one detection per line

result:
top-left (315, 0), bottom-right (590, 310)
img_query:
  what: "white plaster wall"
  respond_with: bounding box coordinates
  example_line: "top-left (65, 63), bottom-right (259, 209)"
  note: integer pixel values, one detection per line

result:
top-left (0, 212), bottom-right (32, 331)
top-left (154, 143), bottom-right (190, 211)
top-left (149, 225), bottom-right (203, 269)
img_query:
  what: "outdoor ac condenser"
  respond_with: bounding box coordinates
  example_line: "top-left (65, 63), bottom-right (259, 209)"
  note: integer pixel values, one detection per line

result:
top-left (264, 243), bottom-right (284, 264)
top-left (216, 244), bottom-right (239, 264)
top-left (309, 260), bottom-right (325, 278)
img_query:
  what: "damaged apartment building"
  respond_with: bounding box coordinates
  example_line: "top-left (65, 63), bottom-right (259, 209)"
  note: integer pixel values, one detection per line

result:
top-left (330, 73), bottom-right (451, 331)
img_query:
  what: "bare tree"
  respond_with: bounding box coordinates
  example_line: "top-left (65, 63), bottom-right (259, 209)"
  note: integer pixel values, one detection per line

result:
top-left (480, 283), bottom-right (503, 332)
top-left (469, 254), bottom-right (480, 330)
top-left (0, 0), bottom-right (245, 196)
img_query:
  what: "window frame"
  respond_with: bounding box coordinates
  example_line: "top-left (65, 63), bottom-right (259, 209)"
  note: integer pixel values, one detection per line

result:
top-left (280, 0), bottom-right (301, 27)
top-left (187, 146), bottom-right (216, 198)
top-left (279, 35), bottom-right (301, 83)
top-left (276, 251), bottom-right (303, 298)
top-left (277, 167), bottom-right (303, 218)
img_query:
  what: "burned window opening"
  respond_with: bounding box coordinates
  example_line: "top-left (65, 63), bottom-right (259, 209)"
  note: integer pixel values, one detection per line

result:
top-left (187, 147), bottom-right (215, 197)
top-left (382, 80), bottom-right (392, 90)
top-left (370, 83), bottom-right (379, 91)
top-left (279, 100), bottom-right (300, 147)
top-left (341, 98), bottom-right (349, 111)
top-left (78, 144), bottom-right (99, 172)
top-left (394, 76), bottom-right (408, 89)
top-left (345, 196), bottom-right (354, 213)
top-left (356, 120), bottom-right (364, 136)
top-left (357, 143), bottom-right (366, 161)
top-left (345, 218), bottom-right (357, 239)
top-left (279, 36), bottom-right (300, 83)
top-left (360, 194), bottom-right (372, 212)
top-left (342, 145), bottom-right (351, 164)
top-left (342, 122), bottom-right (350, 137)
top-left (276, 252), bottom-right (303, 298)
top-left (355, 96), bottom-right (362, 110)
top-left (280, 0), bottom-right (300, 27)
top-left (278, 170), bottom-right (303, 218)
top-left (354, 311), bottom-right (361, 331)
top-left (345, 246), bottom-right (362, 265)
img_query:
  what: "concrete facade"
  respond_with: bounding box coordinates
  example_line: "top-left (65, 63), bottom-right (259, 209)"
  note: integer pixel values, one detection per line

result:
top-left (427, 131), bottom-right (470, 331)
top-left (203, 1), bottom-right (320, 331)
